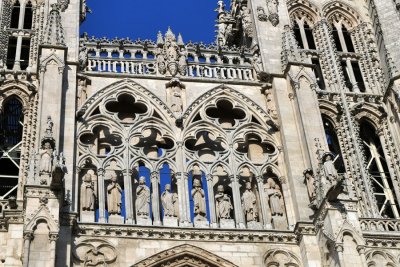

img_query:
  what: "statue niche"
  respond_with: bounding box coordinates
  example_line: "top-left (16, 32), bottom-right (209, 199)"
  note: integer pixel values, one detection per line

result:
top-left (135, 176), bottom-right (151, 221)
top-left (80, 169), bottom-right (97, 222)
top-left (166, 78), bottom-right (186, 114)
top-left (215, 185), bottom-right (234, 228)
top-left (106, 172), bottom-right (124, 224)
top-left (264, 177), bottom-right (287, 230)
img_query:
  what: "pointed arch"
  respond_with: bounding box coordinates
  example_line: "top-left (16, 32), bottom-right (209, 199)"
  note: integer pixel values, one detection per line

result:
top-left (319, 99), bottom-right (341, 126)
top-left (78, 79), bottom-right (175, 124)
top-left (287, 0), bottom-right (321, 26)
top-left (264, 248), bottom-right (302, 267)
top-left (24, 205), bottom-right (59, 233)
top-left (182, 85), bottom-right (275, 130)
top-left (0, 81), bottom-right (36, 109)
top-left (131, 244), bottom-right (238, 267)
top-left (323, 1), bottom-right (361, 29)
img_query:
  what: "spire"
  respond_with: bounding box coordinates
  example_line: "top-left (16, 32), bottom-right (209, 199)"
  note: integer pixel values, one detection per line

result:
top-left (165, 27), bottom-right (176, 41)
top-left (157, 31), bottom-right (164, 46)
top-left (43, 4), bottom-right (65, 46)
top-left (177, 33), bottom-right (184, 47)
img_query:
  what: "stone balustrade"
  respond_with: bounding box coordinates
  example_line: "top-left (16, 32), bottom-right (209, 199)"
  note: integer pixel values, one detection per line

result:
top-left (360, 218), bottom-right (400, 232)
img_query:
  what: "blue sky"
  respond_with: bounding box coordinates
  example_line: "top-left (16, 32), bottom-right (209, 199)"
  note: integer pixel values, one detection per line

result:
top-left (81, 0), bottom-right (229, 43)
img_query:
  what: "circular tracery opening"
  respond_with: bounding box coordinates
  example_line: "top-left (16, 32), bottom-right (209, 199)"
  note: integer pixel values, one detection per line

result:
top-left (205, 99), bottom-right (246, 128)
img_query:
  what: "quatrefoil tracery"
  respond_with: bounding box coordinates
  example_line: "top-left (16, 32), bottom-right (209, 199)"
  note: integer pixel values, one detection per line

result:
top-left (130, 128), bottom-right (174, 159)
top-left (235, 133), bottom-right (277, 164)
top-left (79, 125), bottom-right (123, 156)
top-left (105, 94), bottom-right (148, 122)
top-left (185, 131), bottom-right (227, 162)
top-left (205, 99), bottom-right (246, 128)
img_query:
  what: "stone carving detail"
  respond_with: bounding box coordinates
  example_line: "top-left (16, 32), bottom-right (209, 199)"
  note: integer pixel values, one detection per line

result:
top-left (166, 78), bottom-right (185, 114)
top-left (156, 28), bottom-right (187, 77)
top-left (240, 6), bottom-right (254, 38)
top-left (161, 184), bottom-right (178, 218)
top-left (39, 142), bottom-right (53, 175)
top-left (257, 6), bottom-right (268, 21)
top-left (322, 152), bottom-right (338, 184)
top-left (106, 173), bottom-right (122, 215)
top-left (265, 178), bottom-right (283, 216)
top-left (73, 239), bottom-right (117, 267)
top-left (192, 179), bottom-right (207, 221)
top-left (42, 4), bottom-right (65, 46)
top-left (215, 185), bottom-right (233, 220)
top-left (264, 249), bottom-right (301, 267)
top-left (266, 0), bottom-right (279, 26)
top-left (135, 177), bottom-right (150, 218)
top-left (242, 182), bottom-right (259, 222)
top-left (81, 171), bottom-right (96, 211)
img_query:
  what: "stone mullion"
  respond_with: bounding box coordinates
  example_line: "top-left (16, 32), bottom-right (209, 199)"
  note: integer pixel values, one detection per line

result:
top-left (124, 166), bottom-right (134, 224)
top-left (183, 172), bottom-right (192, 225)
top-left (297, 20), bottom-right (309, 49)
top-left (206, 174), bottom-right (217, 228)
top-left (230, 142), bottom-right (245, 228)
top-left (175, 172), bottom-right (186, 225)
top-left (151, 171), bottom-right (161, 226)
top-left (97, 168), bottom-right (106, 223)
top-left (256, 176), bottom-right (272, 229)
top-left (176, 140), bottom-right (191, 226)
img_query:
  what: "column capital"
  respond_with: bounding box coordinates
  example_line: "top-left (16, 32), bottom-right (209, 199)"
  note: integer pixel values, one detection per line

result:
top-left (49, 233), bottom-right (59, 242)
top-left (23, 231), bottom-right (33, 241)
top-left (335, 244), bottom-right (344, 252)
top-left (356, 245), bottom-right (366, 254)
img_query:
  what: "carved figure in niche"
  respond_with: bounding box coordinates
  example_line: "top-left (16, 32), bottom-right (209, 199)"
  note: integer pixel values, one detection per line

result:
top-left (39, 142), bottom-right (53, 173)
top-left (78, 45), bottom-right (88, 70)
top-left (265, 178), bottom-right (283, 216)
top-left (178, 48), bottom-right (187, 76)
top-left (45, 116), bottom-right (53, 137)
top-left (240, 6), bottom-right (253, 37)
top-left (242, 182), bottom-right (259, 222)
top-left (161, 184), bottom-right (178, 217)
top-left (304, 169), bottom-right (316, 200)
top-left (81, 172), bottom-right (96, 211)
top-left (83, 248), bottom-right (106, 267)
top-left (156, 46), bottom-right (167, 75)
top-left (322, 153), bottom-right (338, 183)
top-left (171, 85), bottom-right (183, 113)
top-left (191, 179), bottom-right (207, 220)
top-left (266, 0), bottom-right (279, 26)
top-left (252, 52), bottom-right (264, 74)
top-left (215, 185), bottom-right (233, 220)
top-left (136, 176), bottom-right (150, 217)
top-left (106, 173), bottom-right (122, 215)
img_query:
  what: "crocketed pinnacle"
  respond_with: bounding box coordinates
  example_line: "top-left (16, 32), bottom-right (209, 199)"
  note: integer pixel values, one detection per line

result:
top-left (43, 4), bottom-right (66, 46)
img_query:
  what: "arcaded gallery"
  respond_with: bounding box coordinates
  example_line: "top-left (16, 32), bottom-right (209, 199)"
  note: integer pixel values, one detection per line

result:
top-left (1, 0), bottom-right (400, 266)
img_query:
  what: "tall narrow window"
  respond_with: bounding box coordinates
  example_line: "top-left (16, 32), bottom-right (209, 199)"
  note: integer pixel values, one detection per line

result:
top-left (359, 120), bottom-right (400, 219)
top-left (312, 59), bottom-right (325, 90)
top-left (20, 38), bottom-right (30, 70)
top-left (351, 62), bottom-right (365, 92)
top-left (342, 25), bottom-right (355, 52)
top-left (293, 21), bottom-right (304, 48)
top-left (322, 116), bottom-right (345, 173)
top-left (0, 98), bottom-right (23, 198)
top-left (23, 1), bottom-right (33, 30)
top-left (10, 1), bottom-right (21, 29)
top-left (341, 61), bottom-right (352, 90)
top-left (6, 37), bottom-right (17, 70)
top-left (304, 22), bottom-right (316, 50)
top-left (332, 25), bottom-right (343, 51)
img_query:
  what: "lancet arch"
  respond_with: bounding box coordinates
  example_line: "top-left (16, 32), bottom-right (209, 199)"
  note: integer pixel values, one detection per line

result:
top-left (131, 244), bottom-right (238, 267)
top-left (322, 1), bottom-right (361, 29)
top-left (287, 0), bottom-right (320, 26)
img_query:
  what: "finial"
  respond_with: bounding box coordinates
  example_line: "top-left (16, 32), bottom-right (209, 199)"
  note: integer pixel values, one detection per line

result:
top-left (157, 31), bottom-right (164, 46)
top-left (177, 33), bottom-right (184, 47)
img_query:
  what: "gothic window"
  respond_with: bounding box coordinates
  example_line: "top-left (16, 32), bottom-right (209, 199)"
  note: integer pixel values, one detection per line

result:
top-left (322, 116), bottom-right (345, 173)
top-left (359, 120), bottom-right (400, 218)
top-left (292, 20), bottom-right (316, 50)
top-left (5, 0), bottom-right (33, 70)
top-left (312, 58), bottom-right (325, 90)
top-left (0, 97), bottom-right (23, 198)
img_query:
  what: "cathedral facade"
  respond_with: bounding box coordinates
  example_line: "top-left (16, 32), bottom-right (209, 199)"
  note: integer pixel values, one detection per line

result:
top-left (1, 0), bottom-right (400, 266)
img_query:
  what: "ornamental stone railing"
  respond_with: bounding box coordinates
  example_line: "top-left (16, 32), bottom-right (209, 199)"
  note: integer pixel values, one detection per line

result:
top-left (360, 218), bottom-right (400, 232)
top-left (80, 31), bottom-right (257, 82)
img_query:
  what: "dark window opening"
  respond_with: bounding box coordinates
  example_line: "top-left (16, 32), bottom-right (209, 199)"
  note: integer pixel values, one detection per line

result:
top-left (312, 58), bottom-right (325, 90)
top-left (23, 1), bottom-right (33, 29)
top-left (332, 26), bottom-right (342, 51)
top-left (351, 62), bottom-right (365, 92)
top-left (342, 25), bottom-right (355, 52)
top-left (341, 61), bottom-right (352, 90)
top-left (6, 37), bottom-right (17, 69)
top-left (10, 1), bottom-right (20, 29)
top-left (304, 22), bottom-right (316, 50)
top-left (20, 38), bottom-right (30, 70)
top-left (293, 21), bottom-right (304, 49)
top-left (0, 98), bottom-right (23, 148)
top-left (322, 117), bottom-right (345, 173)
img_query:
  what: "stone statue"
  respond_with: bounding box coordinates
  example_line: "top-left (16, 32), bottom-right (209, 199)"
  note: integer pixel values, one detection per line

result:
top-left (170, 85), bottom-right (183, 113)
top-left (83, 248), bottom-right (106, 267)
top-left (240, 6), bottom-right (253, 37)
top-left (265, 178), bottom-right (283, 216)
top-left (191, 179), bottom-right (207, 220)
top-left (156, 28), bottom-right (186, 77)
top-left (161, 184), bottom-right (178, 217)
top-left (266, 0), bottom-right (279, 26)
top-left (79, 45), bottom-right (88, 70)
top-left (106, 174), bottom-right (122, 215)
top-left (39, 142), bottom-right (53, 173)
top-left (257, 6), bottom-right (268, 21)
top-left (156, 47), bottom-right (167, 75)
top-left (81, 172), bottom-right (96, 211)
top-left (136, 176), bottom-right (150, 217)
top-left (304, 169), bottom-right (316, 200)
top-left (241, 182), bottom-right (259, 222)
top-left (178, 48), bottom-right (187, 76)
top-left (45, 116), bottom-right (54, 137)
top-left (252, 52), bottom-right (264, 74)
top-left (323, 153), bottom-right (338, 183)
top-left (215, 185), bottom-right (233, 220)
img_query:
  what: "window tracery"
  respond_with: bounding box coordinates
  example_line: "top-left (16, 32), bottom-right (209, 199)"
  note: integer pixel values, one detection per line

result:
top-left (76, 81), bottom-right (289, 229)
